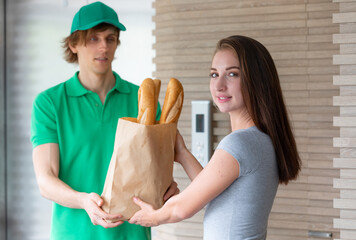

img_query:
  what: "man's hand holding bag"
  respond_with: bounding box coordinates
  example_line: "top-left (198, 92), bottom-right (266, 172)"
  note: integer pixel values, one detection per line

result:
top-left (101, 78), bottom-right (184, 220)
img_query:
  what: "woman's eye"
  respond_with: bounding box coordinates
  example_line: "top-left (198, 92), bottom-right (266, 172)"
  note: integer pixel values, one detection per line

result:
top-left (228, 72), bottom-right (237, 77)
top-left (210, 72), bottom-right (218, 78)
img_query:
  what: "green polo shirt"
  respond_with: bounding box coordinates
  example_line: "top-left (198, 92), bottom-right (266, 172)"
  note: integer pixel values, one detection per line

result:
top-left (31, 71), bottom-right (159, 240)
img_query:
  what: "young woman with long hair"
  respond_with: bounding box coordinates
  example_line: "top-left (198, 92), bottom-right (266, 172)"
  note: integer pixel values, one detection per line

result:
top-left (129, 35), bottom-right (301, 240)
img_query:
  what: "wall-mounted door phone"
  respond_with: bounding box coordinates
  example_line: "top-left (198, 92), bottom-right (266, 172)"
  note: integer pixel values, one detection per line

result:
top-left (191, 100), bottom-right (212, 167)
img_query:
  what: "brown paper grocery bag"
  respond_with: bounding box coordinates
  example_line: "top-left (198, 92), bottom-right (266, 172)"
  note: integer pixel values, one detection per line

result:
top-left (101, 117), bottom-right (177, 220)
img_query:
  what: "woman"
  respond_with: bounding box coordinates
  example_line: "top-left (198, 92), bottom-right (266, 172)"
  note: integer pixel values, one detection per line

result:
top-left (129, 35), bottom-right (301, 239)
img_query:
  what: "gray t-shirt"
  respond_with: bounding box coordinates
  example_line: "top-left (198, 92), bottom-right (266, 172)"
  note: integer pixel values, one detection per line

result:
top-left (204, 126), bottom-right (279, 240)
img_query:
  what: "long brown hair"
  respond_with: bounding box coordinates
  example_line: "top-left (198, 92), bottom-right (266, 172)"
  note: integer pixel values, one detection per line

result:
top-left (62, 23), bottom-right (121, 63)
top-left (215, 35), bottom-right (301, 184)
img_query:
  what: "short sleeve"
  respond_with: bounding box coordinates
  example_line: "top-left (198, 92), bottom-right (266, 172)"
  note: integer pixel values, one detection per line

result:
top-left (30, 92), bottom-right (58, 148)
top-left (216, 129), bottom-right (262, 177)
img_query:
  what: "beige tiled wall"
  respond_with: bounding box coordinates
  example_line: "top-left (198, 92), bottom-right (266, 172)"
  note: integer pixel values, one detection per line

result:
top-left (333, 0), bottom-right (356, 239)
top-left (152, 0), bottom-right (343, 239)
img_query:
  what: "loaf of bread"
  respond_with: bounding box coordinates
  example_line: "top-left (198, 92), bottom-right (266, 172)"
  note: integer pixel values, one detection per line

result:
top-left (137, 77), bottom-right (183, 125)
top-left (137, 78), bottom-right (156, 125)
top-left (153, 79), bottom-right (161, 116)
top-left (159, 78), bottom-right (184, 124)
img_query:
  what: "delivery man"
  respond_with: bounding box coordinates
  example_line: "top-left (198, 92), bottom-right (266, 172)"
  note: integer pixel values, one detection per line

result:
top-left (30, 2), bottom-right (178, 239)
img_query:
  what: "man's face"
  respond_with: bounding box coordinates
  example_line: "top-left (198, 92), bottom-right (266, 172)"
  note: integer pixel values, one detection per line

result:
top-left (70, 28), bottom-right (119, 76)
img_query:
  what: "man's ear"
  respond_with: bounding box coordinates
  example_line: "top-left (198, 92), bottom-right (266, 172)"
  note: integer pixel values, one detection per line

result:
top-left (69, 44), bottom-right (78, 54)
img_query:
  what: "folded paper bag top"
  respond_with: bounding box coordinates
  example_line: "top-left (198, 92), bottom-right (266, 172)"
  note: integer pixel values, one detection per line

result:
top-left (101, 117), bottom-right (177, 220)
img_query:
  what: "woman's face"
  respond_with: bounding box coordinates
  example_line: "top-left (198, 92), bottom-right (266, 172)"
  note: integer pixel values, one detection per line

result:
top-left (210, 49), bottom-right (246, 114)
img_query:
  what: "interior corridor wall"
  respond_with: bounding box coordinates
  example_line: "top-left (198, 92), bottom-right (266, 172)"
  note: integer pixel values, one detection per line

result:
top-left (152, 1), bottom-right (341, 239)
top-left (333, 0), bottom-right (356, 238)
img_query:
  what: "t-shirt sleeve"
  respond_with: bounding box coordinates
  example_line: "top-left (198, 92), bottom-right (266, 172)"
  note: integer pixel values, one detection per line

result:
top-left (30, 92), bottom-right (58, 148)
top-left (216, 131), bottom-right (261, 177)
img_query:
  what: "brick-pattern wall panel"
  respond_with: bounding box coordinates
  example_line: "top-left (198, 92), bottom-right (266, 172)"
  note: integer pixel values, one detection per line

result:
top-left (153, 0), bottom-right (340, 239)
top-left (333, 0), bottom-right (356, 239)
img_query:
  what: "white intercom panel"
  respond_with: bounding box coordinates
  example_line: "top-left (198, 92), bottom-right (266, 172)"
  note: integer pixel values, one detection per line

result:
top-left (191, 100), bottom-right (212, 167)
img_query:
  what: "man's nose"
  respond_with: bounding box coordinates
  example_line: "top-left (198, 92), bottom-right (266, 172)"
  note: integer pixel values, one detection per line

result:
top-left (99, 39), bottom-right (108, 50)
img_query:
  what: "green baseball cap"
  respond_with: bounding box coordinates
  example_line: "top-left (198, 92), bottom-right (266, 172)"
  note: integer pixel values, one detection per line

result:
top-left (70, 1), bottom-right (126, 34)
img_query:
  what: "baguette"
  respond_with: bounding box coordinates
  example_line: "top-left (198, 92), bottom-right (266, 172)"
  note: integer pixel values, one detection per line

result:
top-left (153, 79), bottom-right (161, 118)
top-left (137, 78), bottom-right (156, 125)
top-left (159, 78), bottom-right (184, 124)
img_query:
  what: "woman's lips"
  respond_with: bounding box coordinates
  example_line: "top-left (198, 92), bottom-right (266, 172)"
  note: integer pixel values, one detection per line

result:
top-left (216, 96), bottom-right (232, 103)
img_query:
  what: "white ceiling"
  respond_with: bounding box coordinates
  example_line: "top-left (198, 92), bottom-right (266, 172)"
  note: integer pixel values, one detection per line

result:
top-left (63, 0), bottom-right (154, 13)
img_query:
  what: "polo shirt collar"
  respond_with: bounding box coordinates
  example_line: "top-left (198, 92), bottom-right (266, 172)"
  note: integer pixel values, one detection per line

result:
top-left (66, 71), bottom-right (131, 97)
top-left (112, 71), bottom-right (130, 94)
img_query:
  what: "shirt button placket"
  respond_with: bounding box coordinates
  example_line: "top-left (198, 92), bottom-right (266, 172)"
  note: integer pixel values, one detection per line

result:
top-left (96, 103), bottom-right (103, 122)
top-left (92, 94), bottom-right (101, 122)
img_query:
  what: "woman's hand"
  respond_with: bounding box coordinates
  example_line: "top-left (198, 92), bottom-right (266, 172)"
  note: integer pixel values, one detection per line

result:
top-left (129, 197), bottom-right (159, 227)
